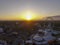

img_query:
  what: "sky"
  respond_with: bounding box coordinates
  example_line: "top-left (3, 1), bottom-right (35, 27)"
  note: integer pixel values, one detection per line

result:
top-left (0, 0), bottom-right (60, 20)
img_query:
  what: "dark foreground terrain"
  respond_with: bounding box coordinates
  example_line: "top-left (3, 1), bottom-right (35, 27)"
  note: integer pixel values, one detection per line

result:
top-left (0, 20), bottom-right (60, 45)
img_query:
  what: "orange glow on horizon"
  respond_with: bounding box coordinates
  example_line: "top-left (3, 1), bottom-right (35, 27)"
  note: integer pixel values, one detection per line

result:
top-left (17, 10), bottom-right (45, 20)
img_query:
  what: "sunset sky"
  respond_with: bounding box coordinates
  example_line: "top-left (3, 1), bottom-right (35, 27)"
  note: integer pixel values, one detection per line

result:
top-left (0, 0), bottom-right (60, 20)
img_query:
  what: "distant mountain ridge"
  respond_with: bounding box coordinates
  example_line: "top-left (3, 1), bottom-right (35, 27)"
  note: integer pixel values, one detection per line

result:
top-left (50, 15), bottom-right (60, 18)
top-left (43, 15), bottom-right (60, 21)
top-left (47, 15), bottom-right (60, 20)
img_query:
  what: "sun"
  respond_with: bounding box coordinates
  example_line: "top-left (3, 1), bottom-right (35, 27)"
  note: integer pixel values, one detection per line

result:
top-left (25, 11), bottom-right (32, 20)
top-left (20, 11), bottom-right (36, 20)
top-left (26, 15), bottom-right (32, 20)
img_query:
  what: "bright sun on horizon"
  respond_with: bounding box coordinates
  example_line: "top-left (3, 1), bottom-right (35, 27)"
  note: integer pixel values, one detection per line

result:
top-left (20, 11), bottom-right (35, 20)
top-left (20, 11), bottom-right (44, 20)
top-left (26, 15), bottom-right (32, 20)
top-left (25, 11), bottom-right (32, 20)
